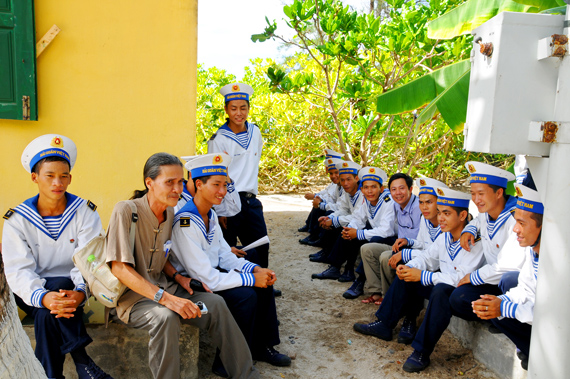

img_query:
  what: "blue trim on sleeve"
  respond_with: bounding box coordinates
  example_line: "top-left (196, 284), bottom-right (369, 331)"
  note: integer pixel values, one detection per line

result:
top-left (470, 270), bottom-right (484, 286)
top-left (357, 230), bottom-right (366, 240)
top-left (462, 225), bottom-right (477, 237)
top-left (331, 216), bottom-right (341, 228)
top-left (500, 299), bottom-right (518, 318)
top-left (75, 284), bottom-right (89, 306)
top-left (319, 201), bottom-right (327, 211)
top-left (240, 273), bottom-right (255, 287)
top-left (406, 238), bottom-right (413, 247)
top-left (32, 288), bottom-right (49, 308)
top-left (420, 271), bottom-right (434, 286)
top-left (402, 248), bottom-right (412, 263)
top-left (242, 262), bottom-right (258, 273)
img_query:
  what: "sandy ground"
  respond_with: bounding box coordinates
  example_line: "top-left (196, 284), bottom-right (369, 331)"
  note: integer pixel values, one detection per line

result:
top-left (197, 194), bottom-right (498, 379)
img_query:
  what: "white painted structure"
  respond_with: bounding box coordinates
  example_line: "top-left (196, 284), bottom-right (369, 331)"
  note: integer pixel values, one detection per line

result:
top-left (465, 9), bottom-right (570, 379)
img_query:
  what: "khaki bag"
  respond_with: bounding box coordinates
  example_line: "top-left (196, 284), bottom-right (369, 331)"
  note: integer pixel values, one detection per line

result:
top-left (73, 201), bottom-right (137, 308)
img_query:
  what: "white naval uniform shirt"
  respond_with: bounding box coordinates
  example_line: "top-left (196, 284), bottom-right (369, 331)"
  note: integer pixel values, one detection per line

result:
top-left (2, 193), bottom-right (103, 307)
top-left (400, 216), bottom-right (442, 263)
top-left (329, 189), bottom-right (365, 228)
top-left (407, 232), bottom-right (485, 287)
top-left (169, 199), bottom-right (258, 292)
top-left (174, 179), bottom-right (241, 217)
top-left (347, 189), bottom-right (397, 241)
top-left (207, 120), bottom-right (263, 195)
top-left (462, 196), bottom-right (525, 285)
top-left (318, 184), bottom-right (343, 212)
top-left (498, 246), bottom-right (538, 324)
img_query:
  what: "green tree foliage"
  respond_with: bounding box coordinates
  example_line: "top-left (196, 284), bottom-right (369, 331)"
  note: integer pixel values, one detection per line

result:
top-left (195, 0), bottom-right (514, 193)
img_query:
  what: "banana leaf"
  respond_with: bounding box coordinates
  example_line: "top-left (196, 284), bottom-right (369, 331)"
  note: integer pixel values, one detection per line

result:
top-left (427, 0), bottom-right (535, 40)
top-left (513, 0), bottom-right (566, 12)
top-left (416, 68), bottom-right (471, 133)
top-left (376, 59), bottom-right (470, 114)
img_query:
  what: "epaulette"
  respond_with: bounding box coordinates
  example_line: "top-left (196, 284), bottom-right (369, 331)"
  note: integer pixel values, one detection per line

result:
top-left (180, 217), bottom-right (190, 227)
top-left (3, 208), bottom-right (15, 220)
top-left (87, 200), bottom-right (97, 211)
top-left (208, 133), bottom-right (217, 141)
top-left (383, 195), bottom-right (391, 202)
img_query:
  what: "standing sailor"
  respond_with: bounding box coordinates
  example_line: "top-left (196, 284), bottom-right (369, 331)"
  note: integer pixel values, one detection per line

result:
top-left (207, 83), bottom-right (271, 269)
top-left (2, 134), bottom-right (112, 379)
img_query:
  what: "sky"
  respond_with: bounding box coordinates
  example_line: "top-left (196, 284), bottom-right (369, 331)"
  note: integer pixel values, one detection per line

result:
top-left (197, 0), bottom-right (373, 79)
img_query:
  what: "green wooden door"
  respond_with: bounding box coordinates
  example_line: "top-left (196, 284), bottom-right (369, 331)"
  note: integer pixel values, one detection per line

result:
top-left (0, 0), bottom-right (36, 121)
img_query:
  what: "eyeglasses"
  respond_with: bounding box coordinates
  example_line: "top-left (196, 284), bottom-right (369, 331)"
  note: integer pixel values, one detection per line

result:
top-left (396, 196), bottom-right (417, 230)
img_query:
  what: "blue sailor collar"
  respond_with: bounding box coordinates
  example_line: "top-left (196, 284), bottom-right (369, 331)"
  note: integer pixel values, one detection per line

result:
top-left (349, 190), bottom-right (361, 207)
top-left (174, 198), bottom-right (215, 244)
top-left (14, 192), bottom-right (85, 241)
top-left (180, 180), bottom-right (193, 203)
top-left (445, 232), bottom-right (463, 261)
top-left (218, 120), bottom-right (255, 150)
top-left (425, 218), bottom-right (442, 242)
top-left (530, 248), bottom-right (539, 279)
top-left (486, 195), bottom-right (516, 240)
top-left (366, 189), bottom-right (391, 219)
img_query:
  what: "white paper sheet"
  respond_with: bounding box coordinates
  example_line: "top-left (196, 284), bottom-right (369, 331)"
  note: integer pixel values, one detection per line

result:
top-left (241, 235), bottom-right (270, 252)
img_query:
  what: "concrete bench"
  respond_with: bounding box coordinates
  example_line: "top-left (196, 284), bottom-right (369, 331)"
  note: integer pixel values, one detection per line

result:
top-left (21, 299), bottom-right (200, 379)
top-left (448, 316), bottom-right (528, 379)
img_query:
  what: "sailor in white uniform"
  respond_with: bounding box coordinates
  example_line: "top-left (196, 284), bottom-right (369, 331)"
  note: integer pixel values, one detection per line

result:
top-left (472, 184), bottom-right (543, 371)
top-left (207, 83), bottom-right (271, 269)
top-left (174, 155), bottom-right (241, 218)
top-left (2, 134), bottom-right (111, 379)
top-left (299, 156), bottom-right (343, 245)
top-left (353, 187), bottom-right (485, 373)
top-left (169, 153), bottom-right (290, 367)
top-left (312, 166), bottom-right (396, 283)
top-left (309, 161), bottom-right (364, 263)
top-left (450, 161), bottom-right (526, 321)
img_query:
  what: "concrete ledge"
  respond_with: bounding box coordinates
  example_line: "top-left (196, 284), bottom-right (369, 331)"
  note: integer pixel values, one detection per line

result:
top-left (24, 323), bottom-right (199, 379)
top-left (448, 316), bottom-right (528, 379)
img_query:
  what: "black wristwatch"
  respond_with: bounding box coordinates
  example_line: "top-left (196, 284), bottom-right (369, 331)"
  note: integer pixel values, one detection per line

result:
top-left (172, 271), bottom-right (180, 281)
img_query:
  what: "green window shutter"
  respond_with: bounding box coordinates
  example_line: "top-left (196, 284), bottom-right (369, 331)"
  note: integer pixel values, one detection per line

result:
top-left (0, 0), bottom-right (37, 121)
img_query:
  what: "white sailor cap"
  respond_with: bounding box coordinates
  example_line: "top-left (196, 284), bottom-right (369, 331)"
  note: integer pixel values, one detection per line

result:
top-left (325, 158), bottom-right (343, 171)
top-left (325, 149), bottom-right (343, 159)
top-left (184, 153), bottom-right (232, 179)
top-left (335, 160), bottom-right (361, 176)
top-left (514, 184), bottom-right (544, 214)
top-left (220, 83), bottom-right (254, 103)
top-left (21, 134), bottom-right (77, 173)
top-left (465, 161), bottom-right (515, 188)
top-left (359, 166), bottom-right (387, 185)
top-left (435, 186), bottom-right (471, 209)
top-left (416, 177), bottom-right (448, 196)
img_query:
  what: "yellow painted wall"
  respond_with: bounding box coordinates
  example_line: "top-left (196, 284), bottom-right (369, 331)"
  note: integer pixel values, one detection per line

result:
top-left (1, 0), bottom-right (198, 230)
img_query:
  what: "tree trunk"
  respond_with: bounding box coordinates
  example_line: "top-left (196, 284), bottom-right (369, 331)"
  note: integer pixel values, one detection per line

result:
top-left (0, 244), bottom-right (47, 378)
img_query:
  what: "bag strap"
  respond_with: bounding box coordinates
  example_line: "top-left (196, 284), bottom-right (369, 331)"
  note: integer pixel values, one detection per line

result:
top-left (105, 200), bottom-right (139, 327)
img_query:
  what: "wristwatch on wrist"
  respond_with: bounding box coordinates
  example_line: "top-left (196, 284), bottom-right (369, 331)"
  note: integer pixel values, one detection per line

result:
top-left (172, 271), bottom-right (180, 281)
top-left (154, 289), bottom-right (165, 303)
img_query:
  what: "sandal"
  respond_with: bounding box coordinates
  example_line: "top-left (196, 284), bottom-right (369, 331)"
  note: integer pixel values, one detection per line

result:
top-left (362, 294), bottom-right (382, 304)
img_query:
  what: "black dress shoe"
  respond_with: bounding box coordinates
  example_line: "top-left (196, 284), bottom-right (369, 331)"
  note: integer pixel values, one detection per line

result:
top-left (299, 236), bottom-right (315, 245)
top-left (309, 250), bottom-right (324, 258)
top-left (273, 288), bottom-right (282, 297)
top-left (298, 225), bottom-right (309, 232)
top-left (211, 352), bottom-right (228, 378)
top-left (305, 238), bottom-right (322, 247)
top-left (253, 347), bottom-right (291, 367)
top-left (309, 251), bottom-right (329, 263)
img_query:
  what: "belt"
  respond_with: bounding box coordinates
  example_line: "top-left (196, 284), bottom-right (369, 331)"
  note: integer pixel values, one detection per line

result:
top-left (239, 192), bottom-right (256, 198)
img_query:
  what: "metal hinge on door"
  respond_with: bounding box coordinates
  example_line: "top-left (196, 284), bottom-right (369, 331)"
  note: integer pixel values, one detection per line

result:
top-left (22, 96), bottom-right (30, 120)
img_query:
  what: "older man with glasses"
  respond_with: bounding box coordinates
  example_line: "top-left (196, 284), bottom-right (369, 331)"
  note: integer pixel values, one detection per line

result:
top-left (360, 173), bottom-right (422, 301)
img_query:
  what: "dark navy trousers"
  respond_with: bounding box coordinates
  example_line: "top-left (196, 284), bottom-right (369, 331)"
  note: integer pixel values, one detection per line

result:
top-left (15, 277), bottom-right (92, 379)
top-left (223, 193), bottom-right (270, 268)
top-left (450, 283), bottom-right (505, 321)
top-left (215, 286), bottom-right (280, 355)
top-left (375, 276), bottom-right (456, 356)
top-left (491, 317), bottom-right (532, 357)
top-left (303, 208), bottom-right (329, 240)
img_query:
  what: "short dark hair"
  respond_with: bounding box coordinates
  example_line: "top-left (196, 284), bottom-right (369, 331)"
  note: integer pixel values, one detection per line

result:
top-left (225, 100), bottom-right (250, 108)
top-left (388, 173), bottom-right (413, 189)
top-left (488, 183), bottom-right (509, 200)
top-left (31, 156), bottom-right (70, 174)
top-left (192, 175), bottom-right (212, 190)
top-left (530, 212), bottom-right (543, 228)
top-left (450, 206), bottom-right (470, 227)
